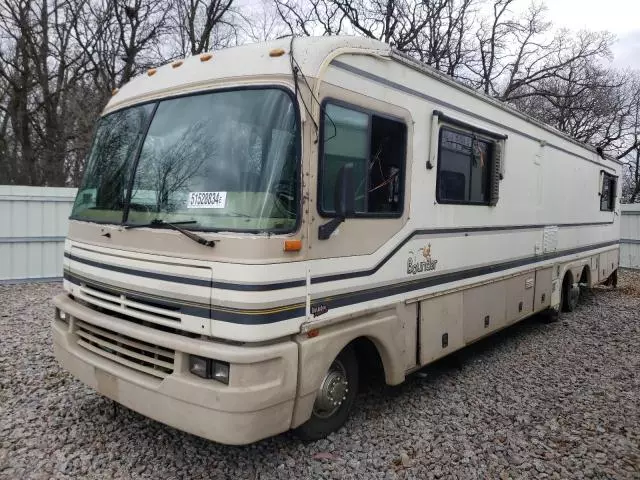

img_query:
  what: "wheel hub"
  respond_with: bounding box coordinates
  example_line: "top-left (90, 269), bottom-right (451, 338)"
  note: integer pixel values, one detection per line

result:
top-left (313, 361), bottom-right (349, 418)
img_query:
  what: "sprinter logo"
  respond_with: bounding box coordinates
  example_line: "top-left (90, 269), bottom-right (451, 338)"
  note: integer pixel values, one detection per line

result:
top-left (407, 244), bottom-right (438, 275)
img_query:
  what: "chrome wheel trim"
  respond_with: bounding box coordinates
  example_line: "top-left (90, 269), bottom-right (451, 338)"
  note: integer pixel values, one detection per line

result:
top-left (313, 359), bottom-right (349, 418)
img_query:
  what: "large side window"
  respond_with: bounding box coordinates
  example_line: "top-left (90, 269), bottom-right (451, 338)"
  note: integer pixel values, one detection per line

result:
top-left (600, 172), bottom-right (617, 211)
top-left (437, 126), bottom-right (497, 205)
top-left (320, 102), bottom-right (406, 216)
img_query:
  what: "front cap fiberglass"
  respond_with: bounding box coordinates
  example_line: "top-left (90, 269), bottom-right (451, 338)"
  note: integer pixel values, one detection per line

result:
top-left (71, 87), bottom-right (301, 233)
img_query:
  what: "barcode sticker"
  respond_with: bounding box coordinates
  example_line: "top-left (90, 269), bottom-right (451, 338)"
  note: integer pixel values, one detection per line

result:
top-left (187, 191), bottom-right (227, 209)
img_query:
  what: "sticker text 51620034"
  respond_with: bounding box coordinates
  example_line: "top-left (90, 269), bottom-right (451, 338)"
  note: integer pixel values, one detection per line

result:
top-left (187, 192), bottom-right (227, 209)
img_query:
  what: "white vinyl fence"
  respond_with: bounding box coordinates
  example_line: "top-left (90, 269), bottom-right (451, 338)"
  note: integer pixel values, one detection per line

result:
top-left (621, 204), bottom-right (640, 270)
top-left (0, 186), bottom-right (77, 284)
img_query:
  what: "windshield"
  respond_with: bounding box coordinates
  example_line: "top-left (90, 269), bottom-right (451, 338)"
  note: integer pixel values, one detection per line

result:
top-left (71, 88), bottom-right (300, 232)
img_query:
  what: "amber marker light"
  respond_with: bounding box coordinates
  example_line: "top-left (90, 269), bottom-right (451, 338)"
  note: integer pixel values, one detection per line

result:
top-left (200, 53), bottom-right (213, 62)
top-left (307, 328), bottom-right (320, 338)
top-left (269, 48), bottom-right (285, 57)
top-left (171, 60), bottom-right (183, 68)
top-left (147, 68), bottom-right (157, 76)
top-left (284, 239), bottom-right (302, 252)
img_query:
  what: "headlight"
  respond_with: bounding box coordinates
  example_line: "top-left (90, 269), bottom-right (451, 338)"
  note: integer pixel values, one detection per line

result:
top-left (188, 355), bottom-right (209, 378)
top-left (212, 361), bottom-right (230, 384)
top-left (189, 355), bottom-right (230, 385)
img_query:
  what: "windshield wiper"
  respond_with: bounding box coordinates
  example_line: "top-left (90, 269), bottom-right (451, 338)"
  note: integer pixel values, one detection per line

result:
top-left (125, 219), bottom-right (215, 247)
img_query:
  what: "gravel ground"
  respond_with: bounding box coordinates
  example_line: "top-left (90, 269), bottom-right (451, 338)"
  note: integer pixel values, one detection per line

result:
top-left (1, 271), bottom-right (639, 480)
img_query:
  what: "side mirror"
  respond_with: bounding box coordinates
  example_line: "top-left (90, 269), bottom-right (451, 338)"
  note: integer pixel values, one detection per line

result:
top-left (318, 164), bottom-right (355, 240)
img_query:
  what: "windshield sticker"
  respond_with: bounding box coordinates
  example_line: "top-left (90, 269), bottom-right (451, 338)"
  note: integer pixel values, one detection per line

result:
top-left (187, 192), bottom-right (227, 209)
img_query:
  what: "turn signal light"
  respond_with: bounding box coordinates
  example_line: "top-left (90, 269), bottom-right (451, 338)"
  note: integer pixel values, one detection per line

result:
top-left (171, 60), bottom-right (183, 68)
top-left (269, 48), bottom-right (285, 57)
top-left (147, 68), bottom-right (157, 76)
top-left (284, 239), bottom-right (302, 252)
top-left (200, 53), bottom-right (213, 62)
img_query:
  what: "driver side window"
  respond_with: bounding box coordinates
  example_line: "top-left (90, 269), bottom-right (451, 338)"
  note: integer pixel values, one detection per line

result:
top-left (319, 101), bottom-right (406, 217)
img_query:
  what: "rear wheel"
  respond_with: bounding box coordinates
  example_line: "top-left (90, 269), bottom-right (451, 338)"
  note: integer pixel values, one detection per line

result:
top-left (579, 266), bottom-right (591, 297)
top-left (561, 272), bottom-right (579, 312)
top-left (296, 346), bottom-right (358, 441)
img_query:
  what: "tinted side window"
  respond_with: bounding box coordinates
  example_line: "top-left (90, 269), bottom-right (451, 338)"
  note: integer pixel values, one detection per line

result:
top-left (600, 173), bottom-right (616, 211)
top-left (321, 104), bottom-right (369, 213)
top-left (320, 102), bottom-right (406, 216)
top-left (438, 127), bottom-right (492, 204)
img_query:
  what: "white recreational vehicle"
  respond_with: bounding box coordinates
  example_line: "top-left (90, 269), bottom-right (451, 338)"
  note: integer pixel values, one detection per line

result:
top-left (53, 36), bottom-right (621, 445)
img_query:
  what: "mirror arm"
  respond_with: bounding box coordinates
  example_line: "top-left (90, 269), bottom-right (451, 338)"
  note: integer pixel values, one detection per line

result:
top-left (318, 216), bottom-right (344, 240)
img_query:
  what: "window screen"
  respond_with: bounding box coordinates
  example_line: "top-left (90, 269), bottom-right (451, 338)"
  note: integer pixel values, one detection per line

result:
top-left (320, 102), bottom-right (406, 216)
top-left (437, 127), bottom-right (493, 204)
top-left (600, 173), bottom-right (616, 211)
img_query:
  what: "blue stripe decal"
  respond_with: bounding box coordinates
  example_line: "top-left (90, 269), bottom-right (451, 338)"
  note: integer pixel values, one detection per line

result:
top-left (64, 251), bottom-right (306, 291)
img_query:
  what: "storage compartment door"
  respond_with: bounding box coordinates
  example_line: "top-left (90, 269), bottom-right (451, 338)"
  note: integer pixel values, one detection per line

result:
top-left (505, 273), bottom-right (535, 323)
top-left (534, 268), bottom-right (552, 311)
top-left (419, 292), bottom-right (464, 365)
top-left (463, 281), bottom-right (507, 343)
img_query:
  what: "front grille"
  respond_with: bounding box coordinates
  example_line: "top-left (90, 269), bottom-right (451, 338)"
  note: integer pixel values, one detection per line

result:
top-left (79, 282), bottom-right (181, 323)
top-left (75, 320), bottom-right (175, 379)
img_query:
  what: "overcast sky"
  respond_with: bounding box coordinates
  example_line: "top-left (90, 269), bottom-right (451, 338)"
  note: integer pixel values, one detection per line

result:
top-left (544, 0), bottom-right (640, 69)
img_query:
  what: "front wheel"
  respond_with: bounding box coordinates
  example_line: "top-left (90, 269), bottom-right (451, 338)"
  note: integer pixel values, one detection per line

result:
top-left (296, 346), bottom-right (358, 441)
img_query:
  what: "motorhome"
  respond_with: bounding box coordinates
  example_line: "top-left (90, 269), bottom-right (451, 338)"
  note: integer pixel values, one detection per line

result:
top-left (53, 36), bottom-right (621, 445)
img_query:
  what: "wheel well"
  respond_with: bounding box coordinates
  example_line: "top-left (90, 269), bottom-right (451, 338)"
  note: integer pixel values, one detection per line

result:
top-left (349, 337), bottom-right (385, 388)
top-left (561, 270), bottom-right (575, 310)
top-left (562, 270), bottom-right (574, 289)
top-left (579, 265), bottom-right (591, 286)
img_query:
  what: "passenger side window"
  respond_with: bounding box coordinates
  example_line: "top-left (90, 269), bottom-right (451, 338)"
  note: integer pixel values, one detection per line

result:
top-left (600, 172), bottom-right (616, 211)
top-left (320, 102), bottom-right (406, 216)
top-left (437, 127), bottom-right (497, 205)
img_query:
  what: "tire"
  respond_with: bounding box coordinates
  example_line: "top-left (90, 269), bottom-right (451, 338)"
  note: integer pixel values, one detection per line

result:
top-left (541, 306), bottom-right (560, 323)
top-left (296, 346), bottom-right (359, 441)
top-left (578, 267), bottom-right (591, 297)
top-left (561, 274), bottom-right (579, 312)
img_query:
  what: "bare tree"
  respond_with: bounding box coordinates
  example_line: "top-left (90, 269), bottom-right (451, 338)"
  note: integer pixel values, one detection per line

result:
top-left (171, 0), bottom-right (235, 56)
top-left (616, 77), bottom-right (640, 202)
top-left (113, 0), bottom-right (173, 84)
top-left (239, 0), bottom-right (289, 43)
top-left (274, 0), bottom-right (348, 36)
top-left (0, 0), bottom-right (96, 186)
top-left (1, 0), bottom-right (639, 191)
top-left (406, 0), bottom-right (475, 76)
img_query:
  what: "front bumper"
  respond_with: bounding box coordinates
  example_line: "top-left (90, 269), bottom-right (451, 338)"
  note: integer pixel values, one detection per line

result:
top-left (52, 293), bottom-right (298, 445)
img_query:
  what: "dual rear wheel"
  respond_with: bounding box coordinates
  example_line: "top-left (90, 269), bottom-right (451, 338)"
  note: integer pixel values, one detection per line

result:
top-left (547, 267), bottom-right (589, 322)
top-left (557, 265), bottom-right (616, 316)
top-left (561, 272), bottom-right (581, 313)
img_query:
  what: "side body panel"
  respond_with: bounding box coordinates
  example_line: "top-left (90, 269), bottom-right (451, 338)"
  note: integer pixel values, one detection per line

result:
top-left (505, 273), bottom-right (535, 323)
top-left (462, 281), bottom-right (507, 343)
